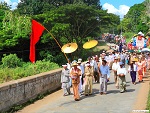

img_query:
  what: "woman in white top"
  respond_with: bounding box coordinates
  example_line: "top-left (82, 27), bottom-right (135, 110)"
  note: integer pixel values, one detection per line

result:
top-left (128, 60), bottom-right (137, 85)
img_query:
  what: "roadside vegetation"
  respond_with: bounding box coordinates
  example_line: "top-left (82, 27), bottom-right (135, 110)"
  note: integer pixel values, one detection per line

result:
top-left (0, 54), bottom-right (59, 83)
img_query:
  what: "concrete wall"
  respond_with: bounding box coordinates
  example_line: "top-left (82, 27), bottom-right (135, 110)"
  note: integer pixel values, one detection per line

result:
top-left (0, 68), bottom-right (62, 112)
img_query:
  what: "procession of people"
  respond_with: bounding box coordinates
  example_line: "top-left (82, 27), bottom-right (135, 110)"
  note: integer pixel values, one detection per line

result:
top-left (61, 32), bottom-right (150, 101)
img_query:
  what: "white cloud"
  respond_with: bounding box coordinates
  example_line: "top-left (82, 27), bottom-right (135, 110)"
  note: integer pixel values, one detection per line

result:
top-left (0, 0), bottom-right (19, 9)
top-left (103, 3), bottom-right (130, 18)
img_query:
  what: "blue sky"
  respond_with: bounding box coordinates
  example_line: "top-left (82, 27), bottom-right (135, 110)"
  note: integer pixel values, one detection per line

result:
top-left (0, 0), bottom-right (145, 18)
top-left (100, 0), bottom-right (145, 18)
top-left (100, 0), bottom-right (144, 8)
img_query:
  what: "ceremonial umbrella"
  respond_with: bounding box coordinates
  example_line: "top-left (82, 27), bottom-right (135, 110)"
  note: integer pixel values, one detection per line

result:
top-left (61, 43), bottom-right (78, 53)
top-left (83, 40), bottom-right (98, 49)
top-left (141, 48), bottom-right (150, 52)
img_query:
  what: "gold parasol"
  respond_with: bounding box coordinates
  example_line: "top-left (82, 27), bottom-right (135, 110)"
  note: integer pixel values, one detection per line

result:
top-left (83, 40), bottom-right (98, 49)
top-left (61, 43), bottom-right (78, 53)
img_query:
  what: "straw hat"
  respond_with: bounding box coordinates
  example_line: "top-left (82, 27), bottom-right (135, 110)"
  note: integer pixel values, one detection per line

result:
top-left (72, 62), bottom-right (78, 66)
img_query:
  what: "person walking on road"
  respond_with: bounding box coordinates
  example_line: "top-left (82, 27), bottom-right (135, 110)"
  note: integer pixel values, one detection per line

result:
top-left (117, 62), bottom-right (127, 93)
top-left (77, 59), bottom-right (84, 95)
top-left (112, 57), bottom-right (120, 88)
top-left (84, 62), bottom-right (94, 96)
top-left (128, 59), bottom-right (137, 85)
top-left (67, 59), bottom-right (72, 87)
top-left (70, 61), bottom-right (81, 101)
top-left (61, 64), bottom-right (71, 96)
top-left (137, 58), bottom-right (143, 82)
top-left (99, 60), bottom-right (110, 95)
top-left (93, 57), bottom-right (99, 83)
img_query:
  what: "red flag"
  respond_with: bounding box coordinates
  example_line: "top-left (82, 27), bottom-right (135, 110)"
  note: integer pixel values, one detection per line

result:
top-left (29, 20), bottom-right (45, 63)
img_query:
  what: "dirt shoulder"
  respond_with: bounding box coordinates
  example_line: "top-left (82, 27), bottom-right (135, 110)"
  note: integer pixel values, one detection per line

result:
top-left (132, 70), bottom-right (150, 112)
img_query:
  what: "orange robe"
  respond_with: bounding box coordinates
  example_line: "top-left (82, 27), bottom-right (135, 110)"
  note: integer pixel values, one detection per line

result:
top-left (70, 68), bottom-right (81, 100)
top-left (137, 62), bottom-right (143, 81)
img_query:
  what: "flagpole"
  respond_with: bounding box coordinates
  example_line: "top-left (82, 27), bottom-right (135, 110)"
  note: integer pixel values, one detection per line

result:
top-left (44, 28), bottom-right (69, 63)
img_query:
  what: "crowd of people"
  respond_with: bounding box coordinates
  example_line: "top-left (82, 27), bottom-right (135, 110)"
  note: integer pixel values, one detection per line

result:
top-left (61, 49), bottom-right (150, 101)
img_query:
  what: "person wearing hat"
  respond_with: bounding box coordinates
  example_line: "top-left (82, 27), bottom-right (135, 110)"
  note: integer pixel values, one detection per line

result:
top-left (70, 61), bottom-right (81, 101)
top-left (61, 64), bottom-right (71, 96)
top-left (84, 62), bottom-right (94, 96)
top-left (77, 60), bottom-right (84, 95)
top-left (117, 62), bottom-right (127, 93)
top-left (99, 60), bottom-right (110, 95)
top-left (128, 59), bottom-right (138, 85)
top-left (112, 57), bottom-right (120, 88)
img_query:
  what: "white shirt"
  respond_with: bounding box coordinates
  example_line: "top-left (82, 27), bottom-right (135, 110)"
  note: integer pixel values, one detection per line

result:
top-left (117, 68), bottom-right (127, 75)
top-left (109, 55), bottom-right (115, 61)
top-left (112, 62), bottom-right (120, 71)
top-left (128, 64), bottom-right (137, 71)
top-left (77, 64), bottom-right (84, 75)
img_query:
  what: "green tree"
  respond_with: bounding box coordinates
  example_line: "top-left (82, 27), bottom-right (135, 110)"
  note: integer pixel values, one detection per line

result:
top-left (0, 11), bottom-right (31, 50)
top-left (33, 3), bottom-right (112, 59)
top-left (122, 3), bottom-right (148, 33)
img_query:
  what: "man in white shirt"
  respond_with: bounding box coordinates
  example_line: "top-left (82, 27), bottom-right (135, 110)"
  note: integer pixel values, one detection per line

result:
top-left (108, 52), bottom-right (115, 69)
top-left (112, 57), bottom-right (120, 88)
top-left (117, 62), bottom-right (127, 93)
top-left (67, 59), bottom-right (72, 87)
top-left (77, 60), bottom-right (85, 94)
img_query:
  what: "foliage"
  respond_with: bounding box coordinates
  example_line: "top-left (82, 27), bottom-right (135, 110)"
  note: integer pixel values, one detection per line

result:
top-left (122, 32), bottom-right (134, 43)
top-left (0, 11), bottom-right (31, 49)
top-left (0, 54), bottom-right (60, 83)
top-left (34, 3), bottom-right (113, 59)
top-left (16, 0), bottom-right (101, 15)
top-left (120, 2), bottom-right (149, 34)
top-left (144, 0), bottom-right (150, 32)
top-left (147, 90), bottom-right (150, 111)
top-left (2, 54), bottom-right (23, 68)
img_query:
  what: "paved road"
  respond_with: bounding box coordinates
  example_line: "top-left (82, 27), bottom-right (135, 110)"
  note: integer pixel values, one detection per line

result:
top-left (18, 68), bottom-right (144, 113)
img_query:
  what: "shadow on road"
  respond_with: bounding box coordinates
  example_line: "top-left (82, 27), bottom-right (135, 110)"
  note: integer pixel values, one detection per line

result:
top-left (126, 88), bottom-right (135, 92)
top-left (107, 88), bottom-right (135, 94)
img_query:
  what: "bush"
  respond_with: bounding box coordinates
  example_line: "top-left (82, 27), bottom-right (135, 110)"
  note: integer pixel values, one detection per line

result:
top-left (123, 32), bottom-right (134, 43)
top-left (0, 59), bottom-right (60, 83)
top-left (2, 54), bottom-right (23, 68)
top-left (34, 60), bottom-right (59, 73)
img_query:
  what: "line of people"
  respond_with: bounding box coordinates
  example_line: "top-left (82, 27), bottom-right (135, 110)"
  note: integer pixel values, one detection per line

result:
top-left (60, 51), bottom-right (150, 101)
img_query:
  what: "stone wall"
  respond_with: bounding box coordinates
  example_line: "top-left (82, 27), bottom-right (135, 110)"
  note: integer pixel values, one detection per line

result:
top-left (0, 68), bottom-right (62, 112)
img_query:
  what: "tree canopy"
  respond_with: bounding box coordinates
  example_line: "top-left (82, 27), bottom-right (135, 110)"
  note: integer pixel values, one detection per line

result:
top-left (120, 2), bottom-right (149, 34)
top-left (3, 1), bottom-right (150, 64)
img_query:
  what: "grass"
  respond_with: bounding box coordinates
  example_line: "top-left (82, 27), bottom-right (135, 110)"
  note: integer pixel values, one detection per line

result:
top-left (92, 40), bottom-right (109, 55)
top-left (147, 91), bottom-right (150, 111)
